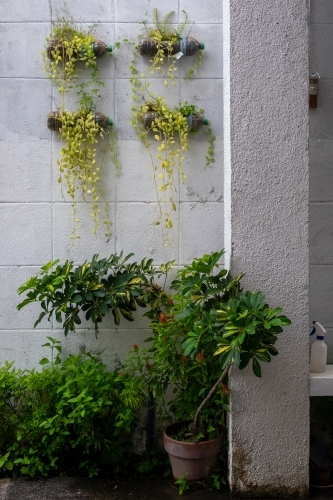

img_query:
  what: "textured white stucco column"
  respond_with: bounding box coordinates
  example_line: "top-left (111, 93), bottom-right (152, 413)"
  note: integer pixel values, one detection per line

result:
top-left (223, 1), bottom-right (309, 497)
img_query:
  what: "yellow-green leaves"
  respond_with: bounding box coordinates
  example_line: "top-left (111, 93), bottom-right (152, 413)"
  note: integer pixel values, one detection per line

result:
top-left (135, 98), bottom-right (191, 232)
top-left (43, 13), bottom-right (119, 244)
top-left (213, 290), bottom-right (291, 377)
top-left (43, 25), bottom-right (97, 95)
top-left (56, 109), bottom-right (111, 241)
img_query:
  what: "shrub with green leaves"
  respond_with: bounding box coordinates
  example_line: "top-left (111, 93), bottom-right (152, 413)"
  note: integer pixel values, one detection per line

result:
top-left (125, 249), bottom-right (291, 437)
top-left (125, 250), bottom-right (242, 432)
top-left (17, 252), bottom-right (171, 335)
top-left (0, 338), bottom-right (143, 479)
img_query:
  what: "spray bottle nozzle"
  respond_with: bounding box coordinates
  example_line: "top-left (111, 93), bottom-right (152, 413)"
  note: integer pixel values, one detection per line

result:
top-left (310, 320), bottom-right (327, 337)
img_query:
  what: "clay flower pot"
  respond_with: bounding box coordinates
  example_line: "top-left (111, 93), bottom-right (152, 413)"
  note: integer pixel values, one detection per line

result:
top-left (163, 421), bottom-right (223, 482)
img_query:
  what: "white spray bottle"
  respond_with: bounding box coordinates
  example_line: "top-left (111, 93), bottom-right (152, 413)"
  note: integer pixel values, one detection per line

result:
top-left (310, 320), bottom-right (327, 373)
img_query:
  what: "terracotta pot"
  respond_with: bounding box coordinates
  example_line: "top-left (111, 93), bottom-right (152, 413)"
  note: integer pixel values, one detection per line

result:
top-left (163, 421), bottom-right (223, 482)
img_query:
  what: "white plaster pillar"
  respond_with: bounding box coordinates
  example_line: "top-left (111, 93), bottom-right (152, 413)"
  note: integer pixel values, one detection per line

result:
top-left (223, 1), bottom-right (309, 496)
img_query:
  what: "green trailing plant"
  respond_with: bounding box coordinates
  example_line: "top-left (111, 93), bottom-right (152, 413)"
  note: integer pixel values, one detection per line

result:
top-left (131, 94), bottom-right (215, 240)
top-left (140, 9), bottom-right (203, 83)
top-left (17, 252), bottom-right (172, 335)
top-left (43, 10), bottom-right (120, 241)
top-left (127, 9), bottom-right (211, 242)
top-left (42, 10), bottom-right (109, 102)
top-left (128, 9), bottom-right (204, 118)
top-left (55, 108), bottom-right (115, 240)
top-left (0, 339), bottom-right (143, 479)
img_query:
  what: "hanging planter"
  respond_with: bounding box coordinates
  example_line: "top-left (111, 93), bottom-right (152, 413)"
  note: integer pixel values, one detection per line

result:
top-left (42, 15), bottom-right (112, 104)
top-left (142, 109), bottom-right (209, 132)
top-left (47, 38), bottom-right (112, 60)
top-left (129, 9), bottom-right (204, 87)
top-left (139, 36), bottom-right (204, 57)
top-left (47, 111), bottom-right (113, 131)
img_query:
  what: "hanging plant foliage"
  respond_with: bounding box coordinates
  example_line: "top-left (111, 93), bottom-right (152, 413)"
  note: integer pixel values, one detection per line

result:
top-left (47, 109), bottom-right (117, 241)
top-left (127, 10), bottom-right (214, 243)
top-left (138, 9), bottom-right (204, 83)
top-left (132, 96), bottom-right (215, 238)
top-left (43, 10), bottom-right (120, 242)
top-left (42, 12), bottom-right (112, 105)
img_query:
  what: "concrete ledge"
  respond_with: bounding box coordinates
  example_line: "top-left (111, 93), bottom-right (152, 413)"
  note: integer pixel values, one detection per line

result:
top-left (310, 365), bottom-right (333, 396)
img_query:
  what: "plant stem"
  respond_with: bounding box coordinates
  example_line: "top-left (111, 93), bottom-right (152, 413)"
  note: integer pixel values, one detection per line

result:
top-left (193, 363), bottom-right (231, 429)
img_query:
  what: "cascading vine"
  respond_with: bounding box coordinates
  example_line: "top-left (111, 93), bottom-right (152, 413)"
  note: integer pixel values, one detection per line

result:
top-left (128, 9), bottom-right (215, 244)
top-left (43, 10), bottom-right (119, 242)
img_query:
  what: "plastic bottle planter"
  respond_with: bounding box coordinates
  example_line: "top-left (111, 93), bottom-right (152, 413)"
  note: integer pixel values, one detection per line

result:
top-left (142, 110), bottom-right (209, 132)
top-left (139, 37), bottom-right (204, 57)
top-left (47, 111), bottom-right (113, 131)
top-left (47, 39), bottom-right (113, 60)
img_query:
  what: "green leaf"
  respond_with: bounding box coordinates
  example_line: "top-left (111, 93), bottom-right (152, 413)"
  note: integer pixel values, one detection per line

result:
top-left (233, 348), bottom-right (241, 366)
top-left (214, 344), bottom-right (231, 356)
top-left (119, 308), bottom-right (134, 321)
top-left (239, 351), bottom-right (250, 370)
top-left (39, 358), bottom-right (50, 365)
top-left (266, 345), bottom-right (278, 356)
top-left (254, 350), bottom-right (271, 363)
top-left (112, 308), bottom-right (120, 325)
top-left (128, 277), bottom-right (142, 285)
top-left (71, 295), bottom-right (82, 303)
top-left (252, 357), bottom-right (262, 377)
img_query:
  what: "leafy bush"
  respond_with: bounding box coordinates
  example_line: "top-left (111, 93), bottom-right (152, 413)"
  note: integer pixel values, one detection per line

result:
top-left (125, 249), bottom-right (290, 436)
top-left (0, 338), bottom-right (143, 478)
top-left (125, 250), bottom-right (242, 431)
top-left (17, 252), bottom-right (170, 335)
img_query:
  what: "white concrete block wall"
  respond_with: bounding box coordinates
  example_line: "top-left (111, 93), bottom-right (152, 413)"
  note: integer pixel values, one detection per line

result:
top-left (309, 1), bottom-right (333, 362)
top-left (0, 0), bottom-right (223, 368)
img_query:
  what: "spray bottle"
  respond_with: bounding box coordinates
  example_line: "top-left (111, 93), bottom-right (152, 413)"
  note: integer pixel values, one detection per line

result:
top-left (310, 321), bottom-right (327, 373)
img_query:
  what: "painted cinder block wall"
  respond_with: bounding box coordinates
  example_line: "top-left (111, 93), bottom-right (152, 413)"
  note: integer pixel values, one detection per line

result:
top-left (309, 1), bottom-right (333, 360)
top-left (0, 0), bottom-right (314, 495)
top-left (0, 0), bottom-right (223, 367)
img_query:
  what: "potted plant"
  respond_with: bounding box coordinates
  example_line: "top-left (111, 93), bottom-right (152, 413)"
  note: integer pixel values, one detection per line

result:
top-left (125, 250), bottom-right (291, 487)
top-left (42, 11), bottom-right (112, 94)
top-left (136, 9), bottom-right (204, 82)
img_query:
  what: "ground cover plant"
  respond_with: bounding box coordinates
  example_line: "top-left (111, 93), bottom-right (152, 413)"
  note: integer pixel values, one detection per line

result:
top-left (0, 338), bottom-right (143, 479)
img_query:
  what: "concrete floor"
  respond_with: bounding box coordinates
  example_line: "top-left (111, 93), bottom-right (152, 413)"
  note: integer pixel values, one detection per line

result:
top-left (0, 476), bottom-right (227, 500)
top-left (0, 476), bottom-right (332, 499)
